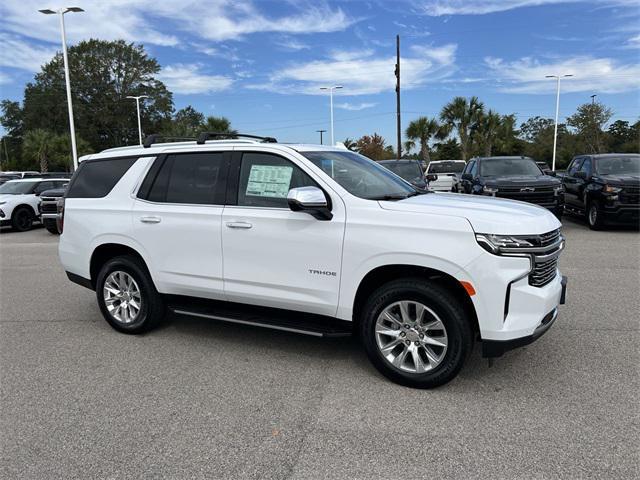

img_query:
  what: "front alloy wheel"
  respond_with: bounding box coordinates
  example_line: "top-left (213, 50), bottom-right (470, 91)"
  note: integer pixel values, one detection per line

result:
top-left (375, 301), bottom-right (448, 373)
top-left (103, 271), bottom-right (142, 324)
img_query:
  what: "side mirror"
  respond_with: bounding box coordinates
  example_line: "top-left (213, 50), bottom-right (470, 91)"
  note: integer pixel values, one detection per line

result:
top-left (461, 173), bottom-right (473, 181)
top-left (287, 186), bottom-right (332, 221)
top-left (426, 174), bottom-right (438, 182)
top-left (548, 171), bottom-right (557, 176)
top-left (574, 171), bottom-right (587, 180)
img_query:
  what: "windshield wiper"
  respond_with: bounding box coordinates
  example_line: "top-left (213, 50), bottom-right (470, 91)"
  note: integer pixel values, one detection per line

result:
top-left (367, 194), bottom-right (411, 201)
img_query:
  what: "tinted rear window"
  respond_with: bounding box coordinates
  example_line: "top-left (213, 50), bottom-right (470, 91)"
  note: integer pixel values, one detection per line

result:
top-left (66, 157), bottom-right (138, 198)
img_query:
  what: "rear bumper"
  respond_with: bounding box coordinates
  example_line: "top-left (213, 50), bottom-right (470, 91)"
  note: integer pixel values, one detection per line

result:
top-left (482, 276), bottom-right (567, 358)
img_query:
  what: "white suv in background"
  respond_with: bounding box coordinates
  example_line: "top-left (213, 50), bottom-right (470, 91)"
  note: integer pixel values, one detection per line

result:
top-left (0, 178), bottom-right (68, 231)
top-left (426, 160), bottom-right (466, 192)
top-left (59, 133), bottom-right (567, 388)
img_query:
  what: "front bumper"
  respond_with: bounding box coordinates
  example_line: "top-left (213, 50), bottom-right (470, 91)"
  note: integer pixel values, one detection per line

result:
top-left (602, 202), bottom-right (640, 225)
top-left (482, 276), bottom-right (567, 357)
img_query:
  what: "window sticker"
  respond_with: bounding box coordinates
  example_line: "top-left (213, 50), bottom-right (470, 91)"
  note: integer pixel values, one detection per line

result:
top-left (246, 165), bottom-right (293, 198)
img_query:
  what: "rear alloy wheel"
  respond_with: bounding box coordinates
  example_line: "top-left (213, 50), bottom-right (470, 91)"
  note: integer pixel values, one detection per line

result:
top-left (96, 255), bottom-right (165, 334)
top-left (360, 278), bottom-right (472, 389)
top-left (587, 201), bottom-right (604, 230)
top-left (11, 207), bottom-right (33, 232)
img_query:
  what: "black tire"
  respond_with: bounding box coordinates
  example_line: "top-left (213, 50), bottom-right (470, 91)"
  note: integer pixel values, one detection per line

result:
top-left (43, 219), bottom-right (59, 235)
top-left (95, 255), bottom-right (165, 334)
top-left (11, 206), bottom-right (34, 232)
top-left (587, 200), bottom-right (605, 230)
top-left (554, 206), bottom-right (564, 221)
top-left (359, 278), bottom-right (473, 389)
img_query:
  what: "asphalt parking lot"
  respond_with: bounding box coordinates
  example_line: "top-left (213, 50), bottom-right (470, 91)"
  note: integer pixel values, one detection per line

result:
top-left (1, 218), bottom-right (639, 479)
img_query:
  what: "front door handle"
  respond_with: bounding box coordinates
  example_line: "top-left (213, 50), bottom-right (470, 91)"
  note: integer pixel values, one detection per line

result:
top-left (140, 216), bottom-right (162, 224)
top-left (225, 221), bottom-right (252, 229)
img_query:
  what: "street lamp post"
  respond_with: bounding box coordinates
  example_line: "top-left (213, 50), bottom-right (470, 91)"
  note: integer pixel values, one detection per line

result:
top-left (39, 7), bottom-right (84, 171)
top-left (545, 74), bottom-right (573, 171)
top-left (127, 95), bottom-right (149, 145)
top-left (316, 129), bottom-right (326, 145)
top-left (320, 85), bottom-right (343, 146)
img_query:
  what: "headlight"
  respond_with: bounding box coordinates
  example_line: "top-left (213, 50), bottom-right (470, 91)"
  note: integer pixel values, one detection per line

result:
top-left (603, 185), bottom-right (621, 194)
top-left (475, 233), bottom-right (533, 254)
top-left (482, 185), bottom-right (498, 195)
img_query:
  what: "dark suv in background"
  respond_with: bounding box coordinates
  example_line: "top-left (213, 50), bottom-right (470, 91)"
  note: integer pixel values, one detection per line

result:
top-left (378, 159), bottom-right (430, 189)
top-left (459, 156), bottom-right (564, 219)
top-left (562, 153), bottom-right (639, 230)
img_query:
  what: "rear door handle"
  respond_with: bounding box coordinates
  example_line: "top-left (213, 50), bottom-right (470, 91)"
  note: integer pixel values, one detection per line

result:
top-left (225, 221), bottom-right (252, 229)
top-left (140, 216), bottom-right (161, 224)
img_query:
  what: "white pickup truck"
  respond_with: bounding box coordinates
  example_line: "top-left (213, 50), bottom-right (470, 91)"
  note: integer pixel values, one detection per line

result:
top-left (425, 160), bottom-right (466, 192)
top-left (59, 134), bottom-right (567, 388)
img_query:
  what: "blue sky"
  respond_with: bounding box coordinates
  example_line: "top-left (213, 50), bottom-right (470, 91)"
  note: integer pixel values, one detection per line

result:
top-left (1, 0), bottom-right (639, 145)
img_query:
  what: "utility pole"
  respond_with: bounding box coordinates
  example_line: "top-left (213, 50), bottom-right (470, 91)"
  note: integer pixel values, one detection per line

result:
top-left (39, 7), bottom-right (84, 171)
top-left (316, 129), bottom-right (326, 145)
top-left (127, 95), bottom-right (149, 145)
top-left (545, 74), bottom-right (573, 171)
top-left (591, 94), bottom-right (597, 104)
top-left (395, 34), bottom-right (401, 160)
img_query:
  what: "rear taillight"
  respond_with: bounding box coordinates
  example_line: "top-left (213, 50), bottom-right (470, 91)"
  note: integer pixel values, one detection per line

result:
top-left (57, 198), bottom-right (65, 234)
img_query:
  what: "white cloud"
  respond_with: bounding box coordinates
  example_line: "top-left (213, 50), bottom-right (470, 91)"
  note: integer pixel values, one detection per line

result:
top-left (1, 0), bottom-right (355, 48)
top-left (420, 0), bottom-right (637, 16)
top-left (625, 33), bottom-right (640, 48)
top-left (484, 55), bottom-right (640, 93)
top-left (157, 64), bottom-right (233, 94)
top-left (0, 72), bottom-right (12, 85)
top-left (273, 38), bottom-right (310, 51)
top-left (248, 43), bottom-right (457, 96)
top-left (0, 34), bottom-right (57, 72)
top-left (335, 102), bottom-right (377, 111)
top-left (328, 49), bottom-right (375, 61)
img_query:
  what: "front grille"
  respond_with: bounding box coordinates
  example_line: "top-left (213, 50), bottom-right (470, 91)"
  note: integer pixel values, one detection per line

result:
top-left (529, 257), bottom-right (558, 287)
top-left (40, 202), bottom-right (58, 214)
top-left (496, 186), bottom-right (556, 206)
top-left (538, 228), bottom-right (561, 247)
top-left (620, 186), bottom-right (640, 205)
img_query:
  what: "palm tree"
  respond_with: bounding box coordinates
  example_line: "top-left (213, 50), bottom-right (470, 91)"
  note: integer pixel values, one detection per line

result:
top-left (405, 117), bottom-right (439, 164)
top-left (203, 116), bottom-right (234, 134)
top-left (476, 109), bottom-right (502, 157)
top-left (22, 129), bottom-right (53, 172)
top-left (342, 137), bottom-right (357, 151)
top-left (439, 96), bottom-right (484, 160)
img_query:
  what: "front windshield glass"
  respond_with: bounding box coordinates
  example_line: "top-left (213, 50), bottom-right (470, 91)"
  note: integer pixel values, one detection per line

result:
top-left (381, 162), bottom-right (423, 182)
top-left (0, 181), bottom-right (37, 194)
top-left (595, 155), bottom-right (640, 175)
top-left (481, 158), bottom-right (542, 176)
top-left (427, 162), bottom-right (465, 174)
top-left (301, 151), bottom-right (416, 200)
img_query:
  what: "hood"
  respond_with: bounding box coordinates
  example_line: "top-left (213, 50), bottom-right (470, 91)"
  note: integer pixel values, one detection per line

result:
top-left (379, 192), bottom-right (561, 235)
top-left (596, 174), bottom-right (640, 186)
top-left (0, 194), bottom-right (30, 204)
top-left (483, 175), bottom-right (561, 187)
top-left (40, 188), bottom-right (66, 197)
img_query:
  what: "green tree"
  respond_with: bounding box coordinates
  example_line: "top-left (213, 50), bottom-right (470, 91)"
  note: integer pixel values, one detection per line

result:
top-left (20, 39), bottom-right (173, 151)
top-left (606, 120), bottom-right (639, 153)
top-left (405, 116), bottom-right (439, 163)
top-left (474, 109), bottom-right (502, 157)
top-left (439, 96), bottom-right (484, 160)
top-left (567, 101), bottom-right (613, 154)
top-left (1, 100), bottom-right (25, 167)
top-left (342, 138), bottom-right (357, 151)
top-left (203, 116), bottom-right (234, 134)
top-left (22, 129), bottom-right (91, 172)
top-left (356, 133), bottom-right (394, 160)
top-left (432, 139), bottom-right (462, 161)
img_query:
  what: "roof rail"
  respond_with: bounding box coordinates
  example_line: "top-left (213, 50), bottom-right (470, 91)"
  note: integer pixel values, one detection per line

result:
top-left (196, 132), bottom-right (277, 145)
top-left (143, 134), bottom-right (196, 148)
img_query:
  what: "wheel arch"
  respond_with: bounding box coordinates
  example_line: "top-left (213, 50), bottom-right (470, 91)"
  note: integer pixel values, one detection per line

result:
top-left (89, 243), bottom-right (150, 289)
top-left (352, 264), bottom-right (479, 336)
top-left (11, 203), bottom-right (37, 218)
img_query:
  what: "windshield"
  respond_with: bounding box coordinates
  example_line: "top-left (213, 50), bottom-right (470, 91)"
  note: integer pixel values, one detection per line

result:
top-left (0, 181), bottom-right (37, 194)
top-left (301, 151), bottom-right (417, 200)
top-left (595, 156), bottom-right (640, 175)
top-left (427, 162), bottom-right (465, 174)
top-left (481, 158), bottom-right (542, 176)
top-left (381, 162), bottom-right (423, 181)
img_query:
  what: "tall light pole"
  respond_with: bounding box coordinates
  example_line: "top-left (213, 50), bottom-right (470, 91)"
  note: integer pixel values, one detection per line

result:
top-left (127, 95), bottom-right (149, 145)
top-left (545, 74), bottom-right (573, 171)
top-left (316, 129), bottom-right (326, 145)
top-left (320, 85), bottom-right (343, 145)
top-left (39, 7), bottom-right (84, 171)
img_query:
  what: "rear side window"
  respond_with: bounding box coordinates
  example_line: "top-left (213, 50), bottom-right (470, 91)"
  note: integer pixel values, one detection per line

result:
top-left (66, 157), bottom-right (138, 198)
top-left (143, 152), bottom-right (227, 205)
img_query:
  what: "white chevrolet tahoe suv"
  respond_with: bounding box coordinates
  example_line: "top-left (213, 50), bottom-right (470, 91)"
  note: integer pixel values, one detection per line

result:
top-left (59, 133), bottom-right (567, 388)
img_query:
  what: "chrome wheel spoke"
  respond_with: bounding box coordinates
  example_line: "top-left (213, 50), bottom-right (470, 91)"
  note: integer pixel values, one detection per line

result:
top-left (375, 300), bottom-right (448, 374)
top-left (103, 271), bottom-right (141, 324)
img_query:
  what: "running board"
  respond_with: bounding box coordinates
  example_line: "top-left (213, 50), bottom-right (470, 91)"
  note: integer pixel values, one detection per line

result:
top-left (166, 295), bottom-right (353, 338)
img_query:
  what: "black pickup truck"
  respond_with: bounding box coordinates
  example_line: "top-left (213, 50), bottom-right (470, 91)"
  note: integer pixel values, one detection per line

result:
top-left (39, 187), bottom-right (66, 234)
top-left (458, 156), bottom-right (564, 219)
top-left (562, 153), bottom-right (640, 230)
